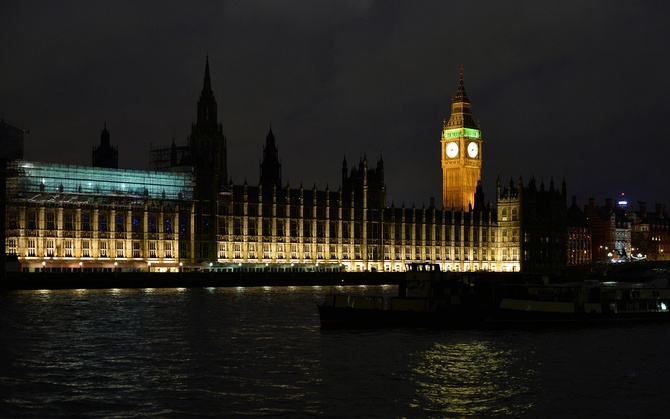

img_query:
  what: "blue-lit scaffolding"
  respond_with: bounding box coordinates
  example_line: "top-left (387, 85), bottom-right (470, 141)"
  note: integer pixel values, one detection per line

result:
top-left (12, 160), bottom-right (194, 201)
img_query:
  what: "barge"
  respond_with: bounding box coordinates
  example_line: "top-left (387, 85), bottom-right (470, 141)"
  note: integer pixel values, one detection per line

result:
top-left (317, 263), bottom-right (670, 328)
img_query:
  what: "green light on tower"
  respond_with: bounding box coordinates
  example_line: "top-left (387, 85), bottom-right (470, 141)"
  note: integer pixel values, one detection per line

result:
top-left (443, 128), bottom-right (481, 139)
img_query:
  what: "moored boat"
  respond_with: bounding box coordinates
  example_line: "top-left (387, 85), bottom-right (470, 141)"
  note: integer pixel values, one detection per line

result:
top-left (317, 263), bottom-right (670, 329)
top-left (317, 263), bottom-right (514, 329)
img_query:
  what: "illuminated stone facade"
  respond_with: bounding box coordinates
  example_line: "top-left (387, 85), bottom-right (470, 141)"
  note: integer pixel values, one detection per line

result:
top-left (441, 68), bottom-right (482, 211)
top-left (213, 163), bottom-right (521, 273)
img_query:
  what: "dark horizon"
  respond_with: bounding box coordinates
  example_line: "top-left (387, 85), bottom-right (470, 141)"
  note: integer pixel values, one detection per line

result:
top-left (3, 1), bottom-right (670, 210)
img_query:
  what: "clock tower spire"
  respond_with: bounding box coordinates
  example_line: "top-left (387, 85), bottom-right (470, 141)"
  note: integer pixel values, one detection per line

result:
top-left (441, 67), bottom-right (482, 210)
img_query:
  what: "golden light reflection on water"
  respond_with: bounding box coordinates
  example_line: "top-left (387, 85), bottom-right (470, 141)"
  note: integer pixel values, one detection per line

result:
top-left (409, 338), bottom-right (539, 416)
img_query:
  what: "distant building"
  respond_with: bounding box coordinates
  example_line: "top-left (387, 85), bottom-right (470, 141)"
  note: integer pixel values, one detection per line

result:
top-left (583, 198), bottom-right (616, 262)
top-left (566, 196), bottom-right (592, 266)
top-left (578, 197), bottom-right (670, 263)
top-left (630, 202), bottom-right (670, 261)
top-left (613, 205), bottom-right (631, 261)
top-left (0, 119), bottom-right (26, 160)
top-left (0, 119), bottom-right (27, 274)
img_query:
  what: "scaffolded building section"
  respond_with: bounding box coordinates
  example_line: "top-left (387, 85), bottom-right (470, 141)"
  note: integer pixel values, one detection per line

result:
top-left (14, 161), bottom-right (193, 200)
top-left (6, 161), bottom-right (195, 272)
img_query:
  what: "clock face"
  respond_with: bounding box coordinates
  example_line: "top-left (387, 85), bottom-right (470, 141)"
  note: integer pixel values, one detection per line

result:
top-left (467, 142), bottom-right (478, 158)
top-left (446, 142), bottom-right (458, 158)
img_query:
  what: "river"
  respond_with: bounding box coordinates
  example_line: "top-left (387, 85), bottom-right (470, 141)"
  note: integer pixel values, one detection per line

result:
top-left (1, 284), bottom-right (668, 417)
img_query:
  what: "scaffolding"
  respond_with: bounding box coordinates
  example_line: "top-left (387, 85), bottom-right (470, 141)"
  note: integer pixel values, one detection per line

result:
top-left (149, 141), bottom-right (192, 172)
top-left (11, 160), bottom-right (194, 201)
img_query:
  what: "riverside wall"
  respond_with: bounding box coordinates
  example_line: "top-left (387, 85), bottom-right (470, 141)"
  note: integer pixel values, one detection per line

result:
top-left (0, 271), bottom-right (403, 291)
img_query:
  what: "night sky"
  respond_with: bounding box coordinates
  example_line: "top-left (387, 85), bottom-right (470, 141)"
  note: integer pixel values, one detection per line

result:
top-left (3, 1), bottom-right (670, 210)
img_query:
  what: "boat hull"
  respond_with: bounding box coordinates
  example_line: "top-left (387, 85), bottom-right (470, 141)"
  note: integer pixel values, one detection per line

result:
top-left (318, 297), bottom-right (670, 329)
top-left (317, 303), bottom-right (481, 329)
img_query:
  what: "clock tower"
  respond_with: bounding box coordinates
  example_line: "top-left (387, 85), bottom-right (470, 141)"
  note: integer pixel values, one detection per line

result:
top-left (441, 67), bottom-right (482, 210)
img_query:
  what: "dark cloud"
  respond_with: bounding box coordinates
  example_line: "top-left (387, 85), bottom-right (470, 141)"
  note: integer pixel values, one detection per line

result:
top-left (3, 0), bottom-right (670, 208)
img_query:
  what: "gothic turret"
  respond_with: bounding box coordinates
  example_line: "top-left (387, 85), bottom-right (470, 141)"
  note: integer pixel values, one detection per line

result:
top-left (444, 66), bottom-right (479, 130)
top-left (189, 56), bottom-right (228, 198)
top-left (189, 56), bottom-right (228, 262)
top-left (260, 126), bottom-right (282, 192)
top-left (342, 154), bottom-right (386, 208)
top-left (92, 123), bottom-right (118, 168)
top-left (195, 56), bottom-right (218, 134)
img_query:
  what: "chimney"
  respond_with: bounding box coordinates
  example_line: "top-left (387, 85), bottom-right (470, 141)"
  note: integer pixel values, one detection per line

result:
top-left (639, 201), bottom-right (647, 216)
top-left (605, 198), bottom-right (613, 212)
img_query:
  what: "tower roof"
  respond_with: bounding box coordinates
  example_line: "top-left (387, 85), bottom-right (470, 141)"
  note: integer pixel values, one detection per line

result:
top-left (444, 66), bottom-right (478, 129)
top-left (100, 122), bottom-right (110, 146)
top-left (265, 125), bottom-right (277, 151)
top-left (203, 55), bottom-right (212, 94)
top-left (193, 55), bottom-right (220, 134)
top-left (452, 65), bottom-right (470, 103)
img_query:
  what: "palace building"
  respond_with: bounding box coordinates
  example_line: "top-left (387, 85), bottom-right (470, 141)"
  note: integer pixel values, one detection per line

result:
top-left (5, 59), bottom-right (527, 273)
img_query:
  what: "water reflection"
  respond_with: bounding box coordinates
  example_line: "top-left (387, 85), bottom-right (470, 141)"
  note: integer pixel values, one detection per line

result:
top-left (409, 334), bottom-right (540, 416)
